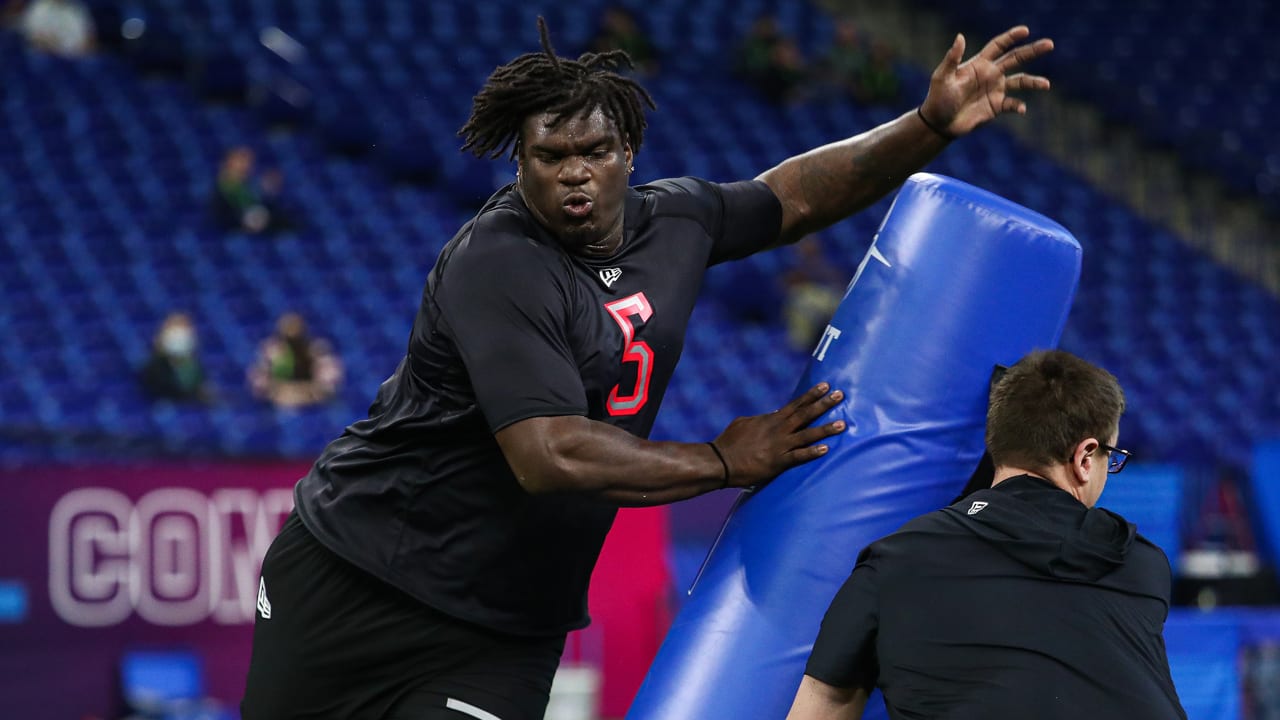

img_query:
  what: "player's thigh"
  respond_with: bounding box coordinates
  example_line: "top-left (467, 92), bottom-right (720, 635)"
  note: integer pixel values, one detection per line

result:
top-left (386, 692), bottom-right (525, 720)
top-left (242, 513), bottom-right (451, 719)
top-left (385, 633), bottom-right (566, 720)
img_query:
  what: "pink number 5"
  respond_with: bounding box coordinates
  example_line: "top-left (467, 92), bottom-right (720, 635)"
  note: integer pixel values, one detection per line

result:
top-left (604, 292), bottom-right (654, 416)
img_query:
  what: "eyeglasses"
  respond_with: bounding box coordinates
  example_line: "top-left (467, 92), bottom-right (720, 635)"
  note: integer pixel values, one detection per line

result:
top-left (1098, 443), bottom-right (1132, 474)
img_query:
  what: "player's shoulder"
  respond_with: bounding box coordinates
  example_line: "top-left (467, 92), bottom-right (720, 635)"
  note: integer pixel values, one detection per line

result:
top-left (637, 176), bottom-right (717, 197)
top-left (635, 175), bottom-right (777, 220)
top-left (447, 190), bottom-right (561, 270)
top-left (429, 191), bottom-right (569, 308)
top-left (632, 176), bottom-right (723, 228)
top-left (635, 176), bottom-right (721, 206)
top-left (468, 189), bottom-right (542, 250)
top-left (471, 188), bottom-right (531, 236)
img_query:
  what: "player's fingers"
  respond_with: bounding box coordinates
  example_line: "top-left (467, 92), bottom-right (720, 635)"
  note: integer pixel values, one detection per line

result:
top-left (996, 38), bottom-right (1054, 72)
top-left (789, 388), bottom-right (843, 426)
top-left (942, 33), bottom-right (965, 72)
top-left (977, 25), bottom-right (1029, 62)
top-left (1001, 96), bottom-right (1027, 115)
top-left (1005, 73), bottom-right (1050, 92)
top-left (792, 421), bottom-right (846, 447)
top-left (780, 382), bottom-right (831, 415)
top-left (783, 444), bottom-right (831, 466)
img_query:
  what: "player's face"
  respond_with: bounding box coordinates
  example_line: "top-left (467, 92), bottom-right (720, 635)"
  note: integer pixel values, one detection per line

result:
top-left (517, 107), bottom-right (633, 255)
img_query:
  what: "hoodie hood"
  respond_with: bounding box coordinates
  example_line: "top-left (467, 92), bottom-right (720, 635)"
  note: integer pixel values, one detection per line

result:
top-left (941, 475), bottom-right (1136, 582)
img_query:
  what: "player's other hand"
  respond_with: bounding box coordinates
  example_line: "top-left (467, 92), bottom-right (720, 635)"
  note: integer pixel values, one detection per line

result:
top-left (919, 25), bottom-right (1053, 138)
top-left (712, 382), bottom-right (845, 489)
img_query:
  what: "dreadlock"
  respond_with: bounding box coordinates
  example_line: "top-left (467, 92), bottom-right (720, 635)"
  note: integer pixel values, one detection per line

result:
top-left (459, 16), bottom-right (657, 161)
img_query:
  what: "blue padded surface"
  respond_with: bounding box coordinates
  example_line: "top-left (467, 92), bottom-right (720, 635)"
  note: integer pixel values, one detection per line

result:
top-left (630, 174), bottom-right (1081, 719)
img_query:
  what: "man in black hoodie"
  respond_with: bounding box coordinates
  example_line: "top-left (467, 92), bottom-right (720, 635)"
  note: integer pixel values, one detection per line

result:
top-left (787, 349), bottom-right (1187, 720)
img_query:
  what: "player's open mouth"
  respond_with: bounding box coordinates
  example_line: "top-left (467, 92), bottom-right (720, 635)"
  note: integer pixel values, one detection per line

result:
top-left (563, 194), bottom-right (593, 219)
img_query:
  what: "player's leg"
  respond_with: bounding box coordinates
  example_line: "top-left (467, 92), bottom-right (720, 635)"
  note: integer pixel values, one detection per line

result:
top-left (241, 512), bottom-right (455, 719)
top-left (384, 630), bottom-right (566, 720)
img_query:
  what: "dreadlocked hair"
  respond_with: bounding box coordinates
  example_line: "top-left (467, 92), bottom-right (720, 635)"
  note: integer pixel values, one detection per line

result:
top-left (459, 16), bottom-right (657, 161)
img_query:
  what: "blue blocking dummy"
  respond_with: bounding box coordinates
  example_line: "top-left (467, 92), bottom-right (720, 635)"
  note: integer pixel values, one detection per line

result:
top-left (627, 173), bottom-right (1082, 720)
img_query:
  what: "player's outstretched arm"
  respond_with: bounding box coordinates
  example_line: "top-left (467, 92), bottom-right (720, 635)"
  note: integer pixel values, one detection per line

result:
top-left (757, 26), bottom-right (1053, 245)
top-left (786, 676), bottom-right (869, 720)
top-left (494, 383), bottom-right (846, 506)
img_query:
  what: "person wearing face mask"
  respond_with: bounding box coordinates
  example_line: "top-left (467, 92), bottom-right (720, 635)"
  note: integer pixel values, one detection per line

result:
top-left (248, 312), bottom-right (343, 408)
top-left (140, 312), bottom-right (211, 403)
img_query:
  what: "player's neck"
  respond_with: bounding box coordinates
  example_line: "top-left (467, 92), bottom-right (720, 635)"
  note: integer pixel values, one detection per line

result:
top-left (578, 216), bottom-right (625, 258)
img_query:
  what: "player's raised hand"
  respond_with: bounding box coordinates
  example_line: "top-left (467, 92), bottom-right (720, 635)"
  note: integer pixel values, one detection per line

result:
top-left (711, 382), bottom-right (846, 489)
top-left (918, 25), bottom-right (1054, 138)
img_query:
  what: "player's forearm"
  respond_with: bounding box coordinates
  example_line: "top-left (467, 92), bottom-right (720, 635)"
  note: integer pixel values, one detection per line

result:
top-left (758, 109), bottom-right (949, 245)
top-left (496, 415), bottom-right (728, 506)
top-left (592, 445), bottom-right (728, 506)
top-left (545, 428), bottom-right (730, 506)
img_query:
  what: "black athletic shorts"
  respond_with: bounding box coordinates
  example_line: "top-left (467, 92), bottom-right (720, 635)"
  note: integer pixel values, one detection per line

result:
top-left (241, 512), bottom-right (566, 720)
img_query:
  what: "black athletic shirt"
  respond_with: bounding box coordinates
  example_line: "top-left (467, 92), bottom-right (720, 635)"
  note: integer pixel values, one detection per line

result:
top-left (806, 475), bottom-right (1187, 719)
top-left (294, 178), bottom-right (782, 636)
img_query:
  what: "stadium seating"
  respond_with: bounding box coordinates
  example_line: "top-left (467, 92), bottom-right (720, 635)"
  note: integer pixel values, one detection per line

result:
top-left (1166, 610), bottom-right (1243, 720)
top-left (913, 0), bottom-right (1280, 205)
top-left (1251, 442), bottom-right (1280, 575)
top-left (2, 0), bottom-right (1278, 483)
top-left (1098, 464), bottom-right (1187, 572)
top-left (7, 4), bottom-right (1280, 719)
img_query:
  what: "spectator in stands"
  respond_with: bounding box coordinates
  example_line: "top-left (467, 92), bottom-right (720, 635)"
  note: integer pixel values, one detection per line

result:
top-left (249, 312), bottom-right (342, 408)
top-left (1, 0), bottom-right (28, 28)
top-left (590, 7), bottom-right (657, 75)
top-left (856, 40), bottom-right (901, 105)
top-left (257, 165), bottom-right (295, 227)
top-left (19, 0), bottom-right (94, 57)
top-left (788, 350), bottom-right (1186, 719)
top-left (210, 146), bottom-right (291, 234)
top-left (782, 236), bottom-right (846, 351)
top-left (140, 312), bottom-right (211, 403)
top-left (819, 20), bottom-right (869, 101)
top-left (736, 15), bottom-right (808, 105)
top-left (821, 21), bottom-right (900, 106)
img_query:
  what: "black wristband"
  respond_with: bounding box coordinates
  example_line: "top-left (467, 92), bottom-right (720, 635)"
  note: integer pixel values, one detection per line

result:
top-left (707, 441), bottom-right (730, 487)
top-left (917, 106), bottom-right (955, 140)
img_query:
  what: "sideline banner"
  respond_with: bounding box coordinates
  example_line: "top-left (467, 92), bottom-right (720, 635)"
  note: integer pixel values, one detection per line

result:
top-left (0, 462), bottom-right (305, 718)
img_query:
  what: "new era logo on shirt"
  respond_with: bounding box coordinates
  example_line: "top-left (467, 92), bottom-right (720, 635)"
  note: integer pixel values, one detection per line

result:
top-left (599, 267), bottom-right (622, 288)
top-left (967, 501), bottom-right (988, 516)
top-left (257, 577), bottom-right (272, 619)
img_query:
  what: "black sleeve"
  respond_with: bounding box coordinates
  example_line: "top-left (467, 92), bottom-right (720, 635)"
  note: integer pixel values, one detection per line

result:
top-left (646, 177), bottom-right (782, 266)
top-left (805, 548), bottom-right (881, 690)
top-left (434, 229), bottom-right (588, 432)
top-left (705, 178), bottom-right (783, 265)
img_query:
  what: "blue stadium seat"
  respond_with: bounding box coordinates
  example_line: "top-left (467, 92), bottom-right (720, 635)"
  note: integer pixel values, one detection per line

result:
top-left (923, 0), bottom-right (1280, 203)
top-left (1098, 464), bottom-right (1186, 573)
top-left (1, 0), bottom-right (1278, 480)
top-left (1165, 611), bottom-right (1243, 720)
